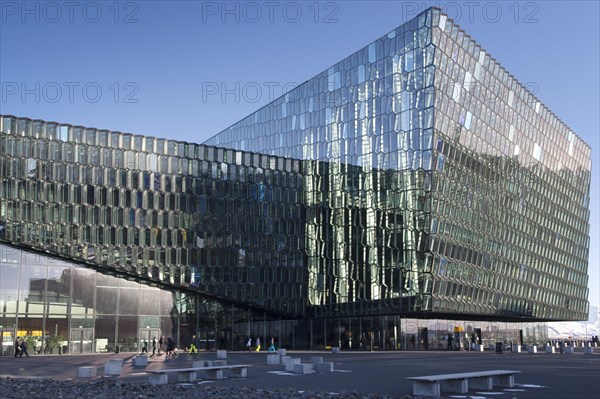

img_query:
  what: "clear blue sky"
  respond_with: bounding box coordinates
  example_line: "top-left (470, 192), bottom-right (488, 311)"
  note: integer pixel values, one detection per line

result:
top-left (1, 1), bottom-right (598, 311)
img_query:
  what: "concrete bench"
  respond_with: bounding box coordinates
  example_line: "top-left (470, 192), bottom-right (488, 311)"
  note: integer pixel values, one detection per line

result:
top-left (293, 363), bottom-right (313, 374)
top-left (192, 360), bottom-right (227, 367)
top-left (310, 356), bottom-right (323, 364)
top-left (147, 364), bottom-right (251, 385)
top-left (315, 362), bottom-right (334, 372)
top-left (267, 353), bottom-right (280, 364)
top-left (284, 357), bottom-right (300, 372)
top-left (103, 359), bottom-right (123, 376)
top-left (584, 347), bottom-right (595, 355)
top-left (77, 366), bottom-right (97, 378)
top-left (132, 355), bottom-right (148, 366)
top-left (407, 370), bottom-right (521, 397)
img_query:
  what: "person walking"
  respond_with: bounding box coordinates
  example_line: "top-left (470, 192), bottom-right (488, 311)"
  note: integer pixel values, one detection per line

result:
top-left (189, 335), bottom-right (197, 354)
top-left (14, 337), bottom-right (21, 358)
top-left (19, 339), bottom-right (30, 358)
top-left (268, 337), bottom-right (277, 353)
top-left (141, 339), bottom-right (148, 354)
top-left (165, 336), bottom-right (177, 360)
top-left (255, 336), bottom-right (261, 352)
top-left (246, 336), bottom-right (252, 353)
top-left (158, 336), bottom-right (164, 356)
top-left (151, 337), bottom-right (157, 356)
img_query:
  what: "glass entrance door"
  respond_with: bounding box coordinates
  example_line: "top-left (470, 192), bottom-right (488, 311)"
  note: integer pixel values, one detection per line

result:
top-left (70, 328), bottom-right (94, 354)
top-left (139, 328), bottom-right (160, 353)
top-left (0, 329), bottom-right (16, 356)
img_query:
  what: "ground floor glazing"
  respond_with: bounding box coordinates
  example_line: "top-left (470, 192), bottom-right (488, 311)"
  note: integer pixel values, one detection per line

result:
top-left (0, 244), bottom-right (548, 355)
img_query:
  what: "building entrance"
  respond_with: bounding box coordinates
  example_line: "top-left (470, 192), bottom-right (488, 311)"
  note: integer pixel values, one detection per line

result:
top-left (139, 328), bottom-right (160, 353)
top-left (70, 328), bottom-right (94, 354)
top-left (0, 328), bottom-right (16, 356)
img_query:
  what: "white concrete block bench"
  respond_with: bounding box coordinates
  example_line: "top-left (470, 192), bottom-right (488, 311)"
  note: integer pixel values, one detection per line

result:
top-left (284, 358), bottom-right (300, 372)
top-left (147, 364), bottom-right (251, 385)
top-left (293, 363), bottom-right (314, 374)
top-left (315, 362), bottom-right (334, 372)
top-left (132, 355), bottom-right (148, 366)
top-left (192, 360), bottom-right (227, 367)
top-left (104, 359), bottom-right (123, 376)
top-left (406, 370), bottom-right (521, 397)
top-left (267, 353), bottom-right (281, 364)
top-left (77, 366), bottom-right (97, 378)
top-left (584, 347), bottom-right (595, 355)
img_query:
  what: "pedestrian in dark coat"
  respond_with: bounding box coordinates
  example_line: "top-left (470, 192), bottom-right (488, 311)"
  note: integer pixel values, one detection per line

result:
top-left (165, 336), bottom-right (177, 359)
top-left (14, 337), bottom-right (21, 358)
top-left (158, 336), bottom-right (164, 355)
top-left (20, 339), bottom-right (30, 357)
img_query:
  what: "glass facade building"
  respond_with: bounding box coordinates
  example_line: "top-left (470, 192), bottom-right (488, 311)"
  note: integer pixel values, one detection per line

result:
top-left (205, 8), bottom-right (591, 321)
top-left (0, 8), bottom-right (591, 354)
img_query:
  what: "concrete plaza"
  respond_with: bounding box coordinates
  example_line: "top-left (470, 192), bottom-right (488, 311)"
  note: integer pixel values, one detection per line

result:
top-left (0, 349), bottom-right (598, 398)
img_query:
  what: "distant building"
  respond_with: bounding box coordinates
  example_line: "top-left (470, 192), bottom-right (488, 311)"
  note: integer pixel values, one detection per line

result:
top-left (0, 7), bottom-right (591, 354)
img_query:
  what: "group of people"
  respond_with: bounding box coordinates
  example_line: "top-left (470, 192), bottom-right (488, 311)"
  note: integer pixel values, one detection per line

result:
top-left (140, 336), bottom-right (177, 359)
top-left (246, 336), bottom-right (277, 353)
top-left (592, 335), bottom-right (599, 344)
top-left (13, 337), bottom-right (30, 358)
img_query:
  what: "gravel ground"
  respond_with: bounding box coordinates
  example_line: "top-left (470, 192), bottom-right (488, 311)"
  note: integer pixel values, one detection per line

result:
top-left (0, 378), bottom-right (415, 399)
